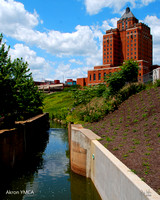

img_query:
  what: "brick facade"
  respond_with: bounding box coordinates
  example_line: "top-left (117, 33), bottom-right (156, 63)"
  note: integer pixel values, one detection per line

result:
top-left (77, 7), bottom-right (154, 86)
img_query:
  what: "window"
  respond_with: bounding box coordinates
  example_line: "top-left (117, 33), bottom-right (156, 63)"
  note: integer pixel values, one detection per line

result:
top-left (93, 74), bottom-right (96, 81)
top-left (104, 72), bottom-right (106, 77)
top-left (98, 73), bottom-right (101, 80)
top-left (90, 74), bottom-right (91, 81)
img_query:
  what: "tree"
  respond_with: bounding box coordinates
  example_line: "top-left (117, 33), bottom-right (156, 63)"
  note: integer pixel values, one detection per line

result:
top-left (120, 59), bottom-right (139, 83)
top-left (105, 60), bottom-right (139, 96)
top-left (0, 34), bottom-right (15, 117)
top-left (0, 34), bottom-right (43, 124)
top-left (12, 58), bottom-right (43, 119)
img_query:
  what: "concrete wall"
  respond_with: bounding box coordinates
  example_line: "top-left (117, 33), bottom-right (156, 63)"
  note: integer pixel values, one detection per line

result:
top-left (0, 113), bottom-right (49, 169)
top-left (69, 124), bottom-right (160, 200)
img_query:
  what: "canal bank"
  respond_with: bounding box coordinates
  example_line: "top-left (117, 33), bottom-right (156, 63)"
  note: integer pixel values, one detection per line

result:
top-left (0, 121), bottom-right (101, 200)
top-left (0, 113), bottom-right (49, 170)
top-left (69, 124), bottom-right (160, 200)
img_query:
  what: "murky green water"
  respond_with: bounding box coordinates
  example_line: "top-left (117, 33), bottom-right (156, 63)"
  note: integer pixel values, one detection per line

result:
top-left (0, 122), bottom-right (101, 200)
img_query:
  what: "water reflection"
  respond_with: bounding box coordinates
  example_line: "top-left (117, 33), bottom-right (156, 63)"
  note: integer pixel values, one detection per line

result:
top-left (0, 122), bottom-right (101, 200)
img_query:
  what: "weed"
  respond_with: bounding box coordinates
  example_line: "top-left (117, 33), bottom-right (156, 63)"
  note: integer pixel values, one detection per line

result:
top-left (123, 133), bottom-right (128, 136)
top-left (131, 169), bottom-right (137, 174)
top-left (104, 143), bottom-right (108, 148)
top-left (152, 122), bottom-right (156, 125)
top-left (128, 150), bottom-right (134, 153)
top-left (131, 146), bottom-right (136, 149)
top-left (142, 113), bottom-right (147, 118)
top-left (145, 152), bottom-right (150, 156)
top-left (144, 123), bottom-right (148, 126)
top-left (97, 138), bottom-right (103, 141)
top-left (101, 135), bottom-right (106, 138)
top-left (147, 147), bottom-right (153, 151)
top-left (113, 131), bottom-right (117, 135)
top-left (132, 138), bottom-right (140, 145)
top-left (106, 136), bottom-right (113, 142)
top-left (123, 154), bottom-right (129, 158)
top-left (158, 133), bottom-right (160, 137)
top-left (113, 147), bottom-right (119, 151)
top-left (133, 129), bottom-right (137, 133)
top-left (142, 162), bottom-right (149, 167)
top-left (133, 119), bottom-right (138, 123)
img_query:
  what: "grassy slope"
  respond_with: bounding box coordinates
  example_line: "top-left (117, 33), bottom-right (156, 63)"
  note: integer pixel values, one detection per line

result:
top-left (43, 91), bottom-right (74, 119)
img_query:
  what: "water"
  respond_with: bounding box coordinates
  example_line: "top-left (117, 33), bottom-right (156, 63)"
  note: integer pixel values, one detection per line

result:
top-left (0, 122), bottom-right (101, 200)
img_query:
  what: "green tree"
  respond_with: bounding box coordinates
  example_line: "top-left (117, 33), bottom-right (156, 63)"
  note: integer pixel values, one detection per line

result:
top-left (0, 34), bottom-right (15, 117)
top-left (12, 58), bottom-right (43, 119)
top-left (0, 34), bottom-right (43, 124)
top-left (121, 59), bottom-right (139, 83)
top-left (105, 60), bottom-right (139, 96)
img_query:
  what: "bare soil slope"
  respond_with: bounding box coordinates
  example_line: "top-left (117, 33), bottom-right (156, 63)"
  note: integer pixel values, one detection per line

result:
top-left (85, 87), bottom-right (160, 194)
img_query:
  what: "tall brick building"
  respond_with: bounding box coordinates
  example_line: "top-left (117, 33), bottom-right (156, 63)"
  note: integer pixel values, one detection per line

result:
top-left (77, 7), bottom-right (153, 86)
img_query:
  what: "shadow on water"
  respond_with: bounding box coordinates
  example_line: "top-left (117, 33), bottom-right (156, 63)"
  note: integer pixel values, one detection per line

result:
top-left (0, 121), bottom-right (101, 200)
top-left (0, 127), bottom-right (49, 200)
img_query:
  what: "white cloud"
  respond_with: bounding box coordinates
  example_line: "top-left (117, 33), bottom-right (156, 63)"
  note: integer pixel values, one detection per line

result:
top-left (0, 0), bottom-right (39, 36)
top-left (84, 0), bottom-right (155, 15)
top-left (54, 63), bottom-right (90, 81)
top-left (9, 44), bottom-right (53, 80)
top-left (144, 15), bottom-right (160, 64)
top-left (69, 59), bottom-right (83, 65)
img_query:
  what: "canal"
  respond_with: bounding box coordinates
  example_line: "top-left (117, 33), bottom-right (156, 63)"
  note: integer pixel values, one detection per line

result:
top-left (0, 122), bottom-right (101, 200)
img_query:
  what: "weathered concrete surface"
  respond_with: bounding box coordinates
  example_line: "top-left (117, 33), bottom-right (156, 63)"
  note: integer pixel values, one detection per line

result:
top-left (69, 124), bottom-right (160, 200)
top-left (0, 113), bottom-right (49, 169)
top-left (70, 124), bottom-right (100, 177)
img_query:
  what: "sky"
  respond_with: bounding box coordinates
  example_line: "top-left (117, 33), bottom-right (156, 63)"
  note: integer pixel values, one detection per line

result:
top-left (0, 0), bottom-right (160, 82)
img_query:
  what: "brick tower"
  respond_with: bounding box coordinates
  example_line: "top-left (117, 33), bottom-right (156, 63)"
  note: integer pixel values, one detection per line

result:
top-left (77, 7), bottom-right (153, 86)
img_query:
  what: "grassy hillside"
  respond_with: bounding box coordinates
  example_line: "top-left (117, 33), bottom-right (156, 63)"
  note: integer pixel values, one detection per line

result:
top-left (43, 91), bottom-right (74, 121)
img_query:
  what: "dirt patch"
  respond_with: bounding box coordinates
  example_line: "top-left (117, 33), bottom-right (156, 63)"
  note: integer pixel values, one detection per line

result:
top-left (85, 87), bottom-right (160, 194)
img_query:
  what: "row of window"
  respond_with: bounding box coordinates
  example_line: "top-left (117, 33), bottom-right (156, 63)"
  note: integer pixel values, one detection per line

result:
top-left (90, 73), bottom-right (107, 81)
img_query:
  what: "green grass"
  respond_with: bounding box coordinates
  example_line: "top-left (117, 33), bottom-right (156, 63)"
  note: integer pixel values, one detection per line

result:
top-left (43, 91), bottom-right (74, 119)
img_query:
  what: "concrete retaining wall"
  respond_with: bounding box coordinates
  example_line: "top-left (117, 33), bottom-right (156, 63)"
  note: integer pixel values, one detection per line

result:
top-left (69, 124), bottom-right (160, 200)
top-left (0, 113), bottom-right (49, 169)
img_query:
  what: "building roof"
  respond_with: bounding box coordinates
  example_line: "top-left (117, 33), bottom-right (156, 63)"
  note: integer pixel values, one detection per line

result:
top-left (120, 7), bottom-right (137, 20)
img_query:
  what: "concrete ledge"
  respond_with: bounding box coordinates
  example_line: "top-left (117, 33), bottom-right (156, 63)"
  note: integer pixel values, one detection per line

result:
top-left (69, 124), bottom-right (160, 200)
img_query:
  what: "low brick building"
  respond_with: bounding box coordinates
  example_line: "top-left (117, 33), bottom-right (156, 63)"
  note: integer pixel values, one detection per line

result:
top-left (77, 7), bottom-right (155, 86)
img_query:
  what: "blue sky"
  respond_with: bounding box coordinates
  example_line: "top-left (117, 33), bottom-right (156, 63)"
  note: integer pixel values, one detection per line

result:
top-left (0, 0), bottom-right (160, 81)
